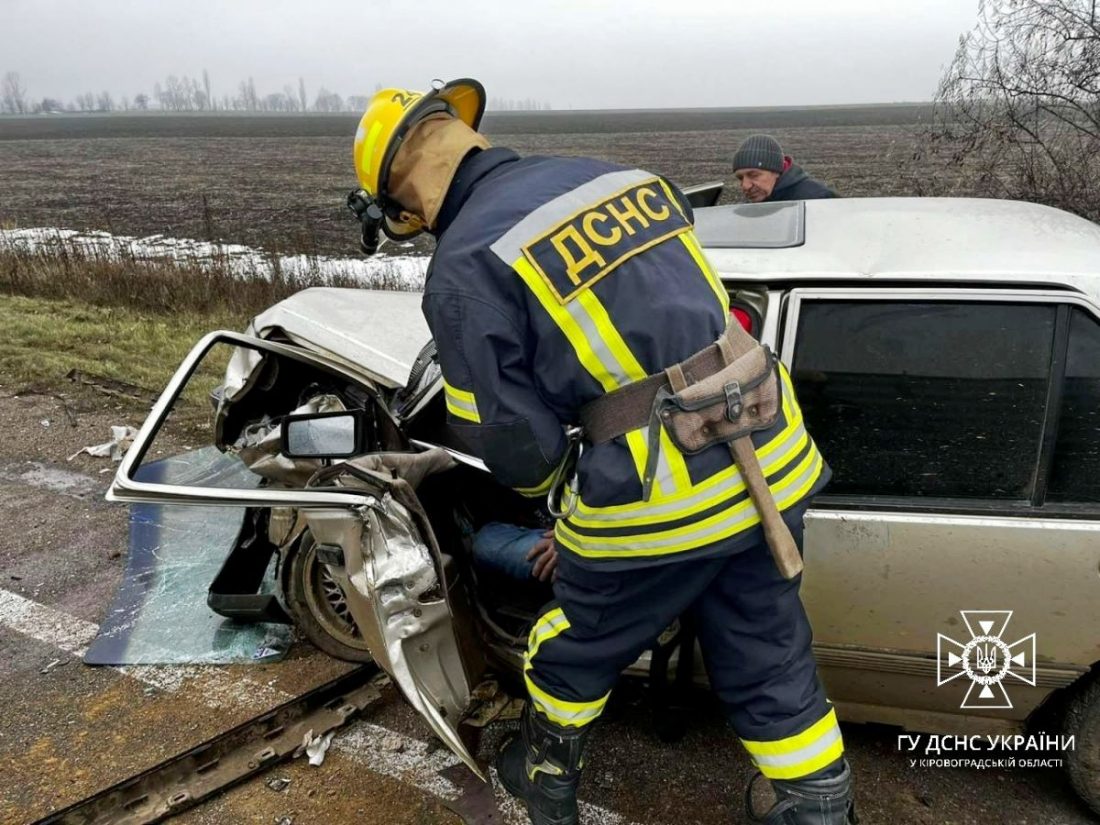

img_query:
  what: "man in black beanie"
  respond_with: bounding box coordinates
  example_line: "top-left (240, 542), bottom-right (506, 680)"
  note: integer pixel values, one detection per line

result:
top-left (732, 135), bottom-right (837, 203)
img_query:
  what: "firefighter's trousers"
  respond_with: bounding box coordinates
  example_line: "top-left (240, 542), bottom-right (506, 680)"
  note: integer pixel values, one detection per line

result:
top-left (523, 514), bottom-right (845, 782)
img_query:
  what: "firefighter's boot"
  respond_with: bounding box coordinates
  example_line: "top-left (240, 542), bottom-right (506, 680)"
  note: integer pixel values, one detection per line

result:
top-left (495, 704), bottom-right (590, 825)
top-left (746, 759), bottom-right (857, 824)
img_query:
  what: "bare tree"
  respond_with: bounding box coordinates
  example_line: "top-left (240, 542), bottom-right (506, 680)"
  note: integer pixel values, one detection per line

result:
top-left (298, 77), bottom-right (308, 114)
top-left (238, 76), bottom-right (258, 111)
top-left (203, 69), bottom-right (213, 112)
top-left (921, 0), bottom-right (1100, 221)
top-left (96, 90), bottom-right (114, 112)
top-left (133, 92), bottom-right (149, 110)
top-left (346, 94), bottom-right (369, 113)
top-left (283, 83), bottom-right (300, 112)
top-left (1, 71), bottom-right (29, 114)
top-left (313, 87), bottom-right (344, 112)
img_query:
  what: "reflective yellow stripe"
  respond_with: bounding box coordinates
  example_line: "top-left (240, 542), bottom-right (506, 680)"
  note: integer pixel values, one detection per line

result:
top-left (572, 288), bottom-right (662, 492)
top-left (573, 288), bottom-right (691, 495)
top-left (623, 429), bottom-right (651, 490)
top-left (515, 258), bottom-right (619, 390)
top-left (524, 670), bottom-right (610, 728)
top-left (660, 427), bottom-right (694, 493)
top-left (523, 607), bottom-right (609, 728)
top-left (516, 255), bottom-right (687, 496)
top-left (741, 708), bottom-right (845, 780)
top-left (442, 380), bottom-right (476, 404)
top-left (654, 178), bottom-right (729, 315)
top-left (361, 120), bottom-right (383, 177)
top-left (445, 399), bottom-right (480, 423)
top-left (526, 607), bottom-right (570, 662)
top-left (554, 448), bottom-right (824, 558)
top-left (680, 230), bottom-right (730, 313)
top-left (443, 379), bottom-right (481, 423)
top-left (514, 467), bottom-right (557, 498)
top-left (569, 367), bottom-right (803, 527)
top-left (574, 289), bottom-right (646, 383)
top-left (567, 427), bottom-right (808, 531)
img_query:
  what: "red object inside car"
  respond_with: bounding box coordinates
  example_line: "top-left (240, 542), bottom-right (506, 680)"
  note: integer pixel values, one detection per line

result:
top-left (731, 306), bottom-right (754, 334)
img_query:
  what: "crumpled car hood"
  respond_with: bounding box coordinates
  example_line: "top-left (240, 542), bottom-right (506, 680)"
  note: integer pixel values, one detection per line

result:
top-left (247, 287), bottom-right (431, 389)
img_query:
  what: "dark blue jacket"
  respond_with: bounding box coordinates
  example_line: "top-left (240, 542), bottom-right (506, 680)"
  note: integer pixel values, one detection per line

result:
top-left (424, 148), bottom-right (828, 568)
top-left (767, 163), bottom-right (837, 202)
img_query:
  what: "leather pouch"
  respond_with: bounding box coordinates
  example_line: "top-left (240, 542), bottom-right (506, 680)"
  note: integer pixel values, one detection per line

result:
top-left (657, 345), bottom-right (780, 455)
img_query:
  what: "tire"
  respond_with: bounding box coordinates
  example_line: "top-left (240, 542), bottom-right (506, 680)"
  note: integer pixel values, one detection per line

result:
top-left (1064, 673), bottom-right (1100, 816)
top-left (283, 532), bottom-right (374, 663)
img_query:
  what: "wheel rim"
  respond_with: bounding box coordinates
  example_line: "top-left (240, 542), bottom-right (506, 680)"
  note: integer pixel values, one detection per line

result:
top-left (301, 542), bottom-right (372, 653)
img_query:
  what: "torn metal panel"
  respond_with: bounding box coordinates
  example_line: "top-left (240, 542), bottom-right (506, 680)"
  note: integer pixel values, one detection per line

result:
top-left (303, 450), bottom-right (485, 780)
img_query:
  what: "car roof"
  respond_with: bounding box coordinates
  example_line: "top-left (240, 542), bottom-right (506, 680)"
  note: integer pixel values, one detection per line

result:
top-left (698, 197), bottom-right (1100, 303)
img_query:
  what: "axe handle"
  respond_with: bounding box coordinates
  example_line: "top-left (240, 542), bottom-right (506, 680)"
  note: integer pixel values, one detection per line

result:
top-left (730, 438), bottom-right (804, 580)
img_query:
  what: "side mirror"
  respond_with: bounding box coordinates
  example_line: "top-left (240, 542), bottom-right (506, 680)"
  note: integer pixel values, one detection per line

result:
top-left (281, 411), bottom-right (363, 458)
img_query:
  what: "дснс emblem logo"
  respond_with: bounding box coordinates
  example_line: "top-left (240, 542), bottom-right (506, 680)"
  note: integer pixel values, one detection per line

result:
top-left (937, 610), bottom-right (1037, 709)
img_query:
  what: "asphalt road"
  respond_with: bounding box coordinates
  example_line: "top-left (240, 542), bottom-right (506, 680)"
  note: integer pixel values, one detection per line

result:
top-left (0, 388), bottom-right (1096, 825)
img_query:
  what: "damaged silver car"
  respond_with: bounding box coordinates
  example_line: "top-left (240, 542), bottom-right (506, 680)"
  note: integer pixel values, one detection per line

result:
top-left (109, 197), bottom-right (1100, 811)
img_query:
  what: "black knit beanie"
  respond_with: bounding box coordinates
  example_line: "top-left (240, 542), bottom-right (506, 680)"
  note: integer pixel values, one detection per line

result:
top-left (732, 135), bottom-right (784, 173)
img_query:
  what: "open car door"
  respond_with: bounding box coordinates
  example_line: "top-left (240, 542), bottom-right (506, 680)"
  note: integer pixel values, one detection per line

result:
top-left (108, 330), bottom-right (484, 778)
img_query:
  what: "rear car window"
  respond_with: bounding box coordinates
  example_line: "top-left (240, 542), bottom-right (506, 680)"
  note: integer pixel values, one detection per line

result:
top-left (1047, 308), bottom-right (1100, 503)
top-left (790, 300), bottom-right (1056, 500)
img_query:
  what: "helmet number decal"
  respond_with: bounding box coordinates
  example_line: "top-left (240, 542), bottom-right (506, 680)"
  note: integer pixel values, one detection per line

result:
top-left (391, 90), bottom-right (418, 109)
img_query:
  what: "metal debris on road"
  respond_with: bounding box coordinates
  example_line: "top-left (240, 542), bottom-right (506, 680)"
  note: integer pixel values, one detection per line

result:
top-left (266, 777), bottom-right (291, 793)
top-left (40, 658), bottom-right (67, 674)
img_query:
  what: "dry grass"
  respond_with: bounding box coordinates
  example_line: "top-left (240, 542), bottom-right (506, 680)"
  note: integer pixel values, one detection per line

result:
top-left (0, 235), bottom-right (361, 316)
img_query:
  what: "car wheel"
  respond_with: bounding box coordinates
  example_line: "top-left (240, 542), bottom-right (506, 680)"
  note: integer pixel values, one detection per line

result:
top-left (284, 531), bottom-right (374, 663)
top-left (1065, 673), bottom-right (1100, 815)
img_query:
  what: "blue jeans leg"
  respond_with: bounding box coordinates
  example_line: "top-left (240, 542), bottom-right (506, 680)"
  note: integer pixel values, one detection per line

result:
top-left (472, 522), bottom-right (546, 580)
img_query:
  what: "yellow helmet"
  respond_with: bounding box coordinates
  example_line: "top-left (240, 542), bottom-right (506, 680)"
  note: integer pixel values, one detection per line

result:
top-left (351, 78), bottom-right (486, 246)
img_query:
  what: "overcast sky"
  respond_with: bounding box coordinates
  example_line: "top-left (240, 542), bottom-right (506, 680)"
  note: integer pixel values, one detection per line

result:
top-left (4, 0), bottom-right (979, 109)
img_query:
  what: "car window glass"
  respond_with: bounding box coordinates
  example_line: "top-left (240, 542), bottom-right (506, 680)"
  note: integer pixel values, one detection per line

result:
top-left (1047, 308), bottom-right (1100, 504)
top-left (791, 300), bottom-right (1055, 500)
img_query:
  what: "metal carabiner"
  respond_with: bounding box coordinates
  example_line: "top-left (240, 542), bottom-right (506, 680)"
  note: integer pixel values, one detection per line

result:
top-left (546, 426), bottom-right (584, 519)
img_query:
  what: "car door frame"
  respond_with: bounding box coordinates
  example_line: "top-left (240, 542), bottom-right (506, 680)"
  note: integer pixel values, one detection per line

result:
top-left (771, 285), bottom-right (1100, 732)
top-left (107, 330), bottom-right (485, 776)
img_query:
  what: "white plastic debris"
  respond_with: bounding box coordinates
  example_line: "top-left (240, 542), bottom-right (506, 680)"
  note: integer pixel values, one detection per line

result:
top-left (67, 425), bottom-right (138, 462)
top-left (382, 734), bottom-right (406, 753)
top-left (304, 730), bottom-right (335, 766)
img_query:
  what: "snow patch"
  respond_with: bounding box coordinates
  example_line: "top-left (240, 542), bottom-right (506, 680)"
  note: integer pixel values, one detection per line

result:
top-left (0, 227), bottom-right (429, 291)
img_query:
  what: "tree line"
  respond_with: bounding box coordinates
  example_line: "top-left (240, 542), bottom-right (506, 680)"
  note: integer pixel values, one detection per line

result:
top-left (0, 70), bottom-right (552, 115)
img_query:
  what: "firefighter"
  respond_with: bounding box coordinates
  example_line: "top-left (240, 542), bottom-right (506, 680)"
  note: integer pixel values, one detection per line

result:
top-left (350, 80), bottom-right (857, 825)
